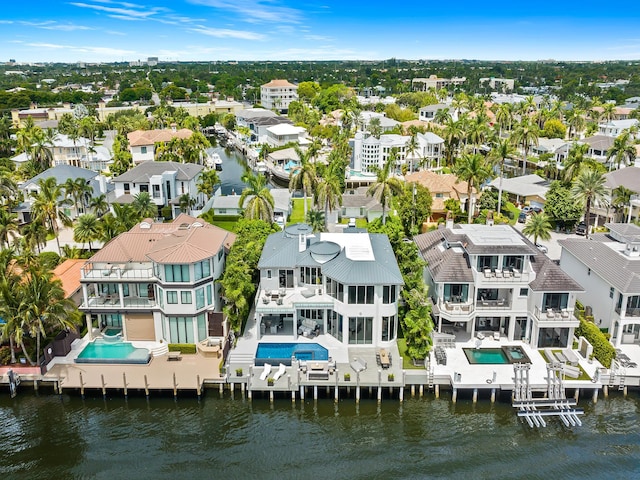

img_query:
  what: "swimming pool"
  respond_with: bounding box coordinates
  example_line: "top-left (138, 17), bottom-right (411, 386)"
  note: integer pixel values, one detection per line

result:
top-left (76, 338), bottom-right (150, 364)
top-left (255, 343), bottom-right (329, 366)
top-left (464, 346), bottom-right (532, 365)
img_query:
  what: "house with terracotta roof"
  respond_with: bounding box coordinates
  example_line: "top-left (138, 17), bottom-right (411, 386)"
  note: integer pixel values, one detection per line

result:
top-left (404, 170), bottom-right (475, 221)
top-left (79, 214), bottom-right (235, 345)
top-left (53, 259), bottom-right (85, 307)
top-left (127, 127), bottom-right (193, 164)
top-left (415, 223), bottom-right (583, 348)
top-left (260, 79), bottom-right (298, 112)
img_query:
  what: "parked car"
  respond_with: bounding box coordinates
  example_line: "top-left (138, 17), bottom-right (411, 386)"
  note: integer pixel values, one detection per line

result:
top-left (348, 217), bottom-right (356, 227)
top-left (518, 212), bottom-right (528, 223)
top-left (535, 243), bottom-right (548, 254)
top-left (576, 222), bottom-right (587, 236)
top-left (521, 206), bottom-right (532, 214)
top-left (531, 206), bottom-right (543, 214)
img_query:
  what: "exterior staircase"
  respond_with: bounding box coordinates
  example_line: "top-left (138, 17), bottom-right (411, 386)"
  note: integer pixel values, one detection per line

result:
top-left (149, 343), bottom-right (169, 357)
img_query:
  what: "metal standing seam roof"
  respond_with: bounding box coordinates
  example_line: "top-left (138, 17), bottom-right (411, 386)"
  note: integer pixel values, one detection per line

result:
top-left (559, 238), bottom-right (640, 293)
top-left (257, 232), bottom-right (403, 285)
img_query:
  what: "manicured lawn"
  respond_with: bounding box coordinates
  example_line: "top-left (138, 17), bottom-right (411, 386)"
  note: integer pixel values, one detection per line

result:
top-left (397, 339), bottom-right (425, 369)
top-left (504, 202), bottom-right (520, 225)
top-left (288, 198), bottom-right (313, 224)
top-left (339, 217), bottom-right (368, 228)
top-left (209, 220), bottom-right (239, 232)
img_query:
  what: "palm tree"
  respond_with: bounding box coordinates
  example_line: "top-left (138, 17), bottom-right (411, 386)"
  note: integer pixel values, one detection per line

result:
top-left (132, 191), bottom-right (158, 219)
top-left (74, 213), bottom-right (100, 250)
top-left (571, 168), bottom-right (608, 239)
top-left (563, 143), bottom-right (599, 183)
top-left (21, 221), bottom-right (48, 254)
top-left (565, 108), bottom-right (586, 139)
top-left (522, 212), bottom-right (552, 245)
top-left (289, 146), bottom-right (317, 218)
top-left (30, 177), bottom-right (72, 255)
top-left (442, 118), bottom-right (464, 167)
top-left (512, 119), bottom-right (540, 175)
top-left (315, 170), bottom-right (343, 231)
top-left (63, 177), bottom-right (93, 218)
top-left (239, 170), bottom-right (274, 222)
top-left (405, 134), bottom-right (419, 173)
top-left (178, 193), bottom-right (196, 215)
top-left (89, 193), bottom-right (109, 217)
top-left (606, 131), bottom-right (636, 171)
top-left (611, 186), bottom-right (635, 222)
top-left (197, 169), bottom-right (220, 197)
top-left (306, 209), bottom-right (325, 232)
top-left (367, 150), bottom-right (403, 225)
top-left (454, 152), bottom-right (493, 224)
top-left (0, 208), bottom-right (19, 248)
top-left (20, 269), bottom-right (79, 366)
top-left (488, 137), bottom-right (517, 214)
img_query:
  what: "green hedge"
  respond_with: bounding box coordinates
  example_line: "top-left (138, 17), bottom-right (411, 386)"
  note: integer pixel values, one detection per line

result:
top-left (168, 343), bottom-right (197, 354)
top-left (575, 317), bottom-right (615, 368)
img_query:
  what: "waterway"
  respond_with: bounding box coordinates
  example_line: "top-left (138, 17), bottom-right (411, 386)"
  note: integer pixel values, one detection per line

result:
top-left (212, 143), bottom-right (251, 195)
top-left (1, 390), bottom-right (638, 480)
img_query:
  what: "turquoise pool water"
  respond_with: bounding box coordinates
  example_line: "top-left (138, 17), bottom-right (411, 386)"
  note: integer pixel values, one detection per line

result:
top-left (76, 339), bottom-right (150, 364)
top-left (256, 343), bottom-right (329, 366)
top-left (464, 348), bottom-right (509, 364)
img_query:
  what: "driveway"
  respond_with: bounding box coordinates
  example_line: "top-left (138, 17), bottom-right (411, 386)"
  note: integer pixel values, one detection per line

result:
top-left (512, 221), bottom-right (577, 261)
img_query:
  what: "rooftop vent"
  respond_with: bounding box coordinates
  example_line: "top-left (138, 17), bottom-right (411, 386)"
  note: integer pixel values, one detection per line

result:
top-left (140, 221), bottom-right (151, 229)
top-left (179, 223), bottom-right (190, 230)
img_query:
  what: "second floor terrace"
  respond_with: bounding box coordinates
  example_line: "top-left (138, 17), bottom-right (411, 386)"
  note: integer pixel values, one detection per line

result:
top-left (82, 261), bottom-right (154, 281)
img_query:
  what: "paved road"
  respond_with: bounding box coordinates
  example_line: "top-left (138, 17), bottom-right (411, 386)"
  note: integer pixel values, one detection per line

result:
top-left (512, 220), bottom-right (578, 261)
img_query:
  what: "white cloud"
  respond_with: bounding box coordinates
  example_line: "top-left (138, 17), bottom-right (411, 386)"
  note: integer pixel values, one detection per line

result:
top-left (26, 41), bottom-right (137, 57)
top-left (304, 34), bottom-right (333, 42)
top-left (69, 1), bottom-right (164, 20)
top-left (188, 0), bottom-right (302, 24)
top-left (0, 20), bottom-right (14, 24)
top-left (189, 25), bottom-right (265, 40)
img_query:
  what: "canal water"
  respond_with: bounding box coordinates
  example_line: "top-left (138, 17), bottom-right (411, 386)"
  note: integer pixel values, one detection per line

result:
top-left (213, 144), bottom-right (251, 195)
top-left (1, 390), bottom-right (638, 479)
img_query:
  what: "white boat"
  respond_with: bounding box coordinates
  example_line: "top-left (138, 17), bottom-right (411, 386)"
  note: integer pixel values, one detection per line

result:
top-left (255, 161), bottom-right (268, 173)
top-left (206, 152), bottom-right (223, 170)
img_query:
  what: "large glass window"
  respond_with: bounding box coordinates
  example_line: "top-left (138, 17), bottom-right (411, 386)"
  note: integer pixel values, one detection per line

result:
top-left (542, 293), bottom-right (569, 311)
top-left (157, 287), bottom-right (164, 308)
top-left (194, 260), bottom-right (211, 281)
top-left (168, 316), bottom-right (194, 343)
top-left (206, 284), bottom-right (212, 306)
top-left (537, 327), bottom-right (570, 348)
top-left (348, 286), bottom-right (374, 304)
top-left (443, 284), bottom-right (468, 303)
top-left (348, 317), bottom-right (373, 344)
top-left (326, 277), bottom-right (344, 301)
top-left (382, 315), bottom-right (396, 341)
top-left (383, 285), bottom-right (397, 304)
top-left (197, 313), bottom-right (207, 342)
top-left (477, 255), bottom-right (498, 271)
top-left (328, 310), bottom-right (343, 342)
top-left (279, 269), bottom-right (294, 288)
top-left (167, 291), bottom-right (178, 304)
top-left (165, 264), bottom-right (190, 282)
top-left (300, 267), bottom-right (322, 285)
top-left (196, 287), bottom-right (205, 309)
top-left (181, 291), bottom-right (192, 304)
top-left (503, 255), bottom-right (524, 271)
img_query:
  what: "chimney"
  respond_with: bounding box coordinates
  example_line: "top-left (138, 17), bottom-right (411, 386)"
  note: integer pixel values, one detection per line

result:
top-left (486, 210), bottom-right (494, 226)
top-left (445, 210), bottom-right (454, 229)
top-left (298, 233), bottom-right (306, 253)
top-left (170, 122), bottom-right (177, 132)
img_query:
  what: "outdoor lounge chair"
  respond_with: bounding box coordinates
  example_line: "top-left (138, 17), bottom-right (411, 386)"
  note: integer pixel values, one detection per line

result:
top-left (260, 363), bottom-right (272, 381)
top-left (273, 363), bottom-right (286, 382)
top-left (493, 332), bottom-right (500, 341)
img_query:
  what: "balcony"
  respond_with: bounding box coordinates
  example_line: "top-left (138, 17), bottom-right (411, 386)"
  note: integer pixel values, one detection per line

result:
top-left (534, 306), bottom-right (576, 322)
top-left (84, 295), bottom-right (157, 309)
top-left (477, 268), bottom-right (531, 283)
top-left (614, 306), bottom-right (640, 317)
top-left (82, 264), bottom-right (154, 280)
top-left (438, 301), bottom-right (474, 316)
top-left (476, 298), bottom-right (511, 310)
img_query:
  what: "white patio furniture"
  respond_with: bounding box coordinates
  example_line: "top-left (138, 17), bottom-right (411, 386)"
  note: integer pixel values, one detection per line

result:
top-left (260, 363), bottom-right (272, 381)
top-left (273, 363), bottom-right (287, 382)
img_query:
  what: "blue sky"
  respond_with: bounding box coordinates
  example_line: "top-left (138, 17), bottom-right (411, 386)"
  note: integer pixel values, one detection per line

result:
top-left (2, 0), bottom-right (640, 63)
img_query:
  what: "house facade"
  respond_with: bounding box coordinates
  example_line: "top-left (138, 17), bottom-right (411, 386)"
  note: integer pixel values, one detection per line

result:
top-left (350, 132), bottom-right (409, 174)
top-left (79, 214), bottom-right (235, 344)
top-left (127, 128), bottom-right (194, 164)
top-left (404, 170), bottom-right (474, 220)
top-left (111, 161), bottom-right (205, 218)
top-left (260, 79), bottom-right (298, 112)
top-left (254, 224), bottom-right (403, 348)
top-left (559, 224), bottom-right (640, 347)
top-left (415, 223), bottom-right (583, 348)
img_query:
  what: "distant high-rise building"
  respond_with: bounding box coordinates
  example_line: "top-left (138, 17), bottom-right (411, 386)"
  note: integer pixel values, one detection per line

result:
top-left (147, 57), bottom-right (158, 66)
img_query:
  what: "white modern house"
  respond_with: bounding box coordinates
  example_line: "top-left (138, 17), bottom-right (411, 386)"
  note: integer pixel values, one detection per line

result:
top-left (127, 127), bottom-right (194, 164)
top-left (358, 111), bottom-right (400, 133)
top-left (111, 161), bottom-right (205, 218)
top-left (235, 108), bottom-right (292, 143)
top-left (559, 223), bottom-right (640, 347)
top-left (350, 132), bottom-right (409, 174)
top-left (265, 124), bottom-right (308, 147)
top-left (254, 224), bottom-right (404, 347)
top-left (260, 79), bottom-right (298, 112)
top-left (598, 119), bottom-right (639, 138)
top-left (210, 188), bottom-right (292, 227)
top-left (415, 223), bottom-right (583, 349)
top-left (418, 104), bottom-right (449, 123)
top-left (79, 214), bottom-right (236, 345)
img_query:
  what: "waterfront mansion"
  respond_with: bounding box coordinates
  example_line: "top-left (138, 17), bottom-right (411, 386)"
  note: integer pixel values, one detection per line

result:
top-left (79, 214), bottom-right (235, 344)
top-left (255, 224), bottom-right (404, 347)
top-left (415, 223), bottom-right (583, 349)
